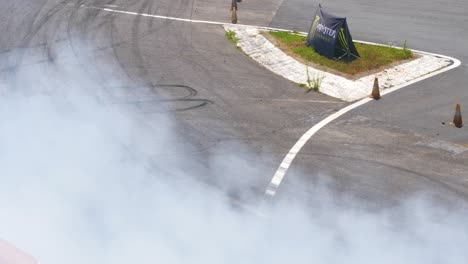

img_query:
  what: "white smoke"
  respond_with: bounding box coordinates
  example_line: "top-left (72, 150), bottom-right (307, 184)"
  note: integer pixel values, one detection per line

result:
top-left (0, 44), bottom-right (467, 264)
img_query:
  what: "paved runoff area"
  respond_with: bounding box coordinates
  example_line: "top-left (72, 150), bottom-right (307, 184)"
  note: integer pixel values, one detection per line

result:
top-left (225, 25), bottom-right (453, 102)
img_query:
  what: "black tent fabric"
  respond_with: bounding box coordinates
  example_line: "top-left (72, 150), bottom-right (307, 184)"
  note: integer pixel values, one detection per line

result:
top-left (306, 6), bottom-right (360, 61)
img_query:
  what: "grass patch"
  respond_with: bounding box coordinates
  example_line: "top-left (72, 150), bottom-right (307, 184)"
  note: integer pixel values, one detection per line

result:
top-left (225, 30), bottom-right (240, 45)
top-left (269, 31), bottom-right (414, 75)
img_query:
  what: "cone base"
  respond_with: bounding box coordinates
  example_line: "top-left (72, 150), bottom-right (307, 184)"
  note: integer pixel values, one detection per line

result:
top-left (450, 122), bottom-right (463, 128)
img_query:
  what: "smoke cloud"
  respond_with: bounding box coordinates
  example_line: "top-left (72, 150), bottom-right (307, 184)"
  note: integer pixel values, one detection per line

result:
top-left (1, 43), bottom-right (467, 264)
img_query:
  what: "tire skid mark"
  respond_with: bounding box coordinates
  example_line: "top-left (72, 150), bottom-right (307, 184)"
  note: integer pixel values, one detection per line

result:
top-left (32, 0), bottom-right (184, 176)
top-left (13, 0), bottom-right (213, 114)
top-left (302, 152), bottom-right (468, 202)
top-left (11, 0), bottom-right (74, 86)
top-left (129, 84), bottom-right (213, 112)
top-left (66, 0), bottom-right (114, 95)
top-left (106, 0), bottom-right (212, 112)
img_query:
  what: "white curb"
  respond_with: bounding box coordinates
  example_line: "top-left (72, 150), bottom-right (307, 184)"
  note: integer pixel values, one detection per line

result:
top-left (224, 25), bottom-right (455, 102)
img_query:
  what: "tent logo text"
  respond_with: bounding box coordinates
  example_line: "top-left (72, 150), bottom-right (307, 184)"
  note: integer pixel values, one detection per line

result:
top-left (316, 23), bottom-right (337, 38)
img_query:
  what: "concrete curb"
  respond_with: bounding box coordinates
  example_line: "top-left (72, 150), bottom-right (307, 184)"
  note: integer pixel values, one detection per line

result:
top-left (224, 25), bottom-right (456, 102)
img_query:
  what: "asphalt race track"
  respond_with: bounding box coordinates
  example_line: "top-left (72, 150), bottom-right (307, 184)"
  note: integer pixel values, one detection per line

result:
top-left (270, 0), bottom-right (468, 207)
top-left (1, 0), bottom-right (467, 208)
top-left (272, 0), bottom-right (468, 143)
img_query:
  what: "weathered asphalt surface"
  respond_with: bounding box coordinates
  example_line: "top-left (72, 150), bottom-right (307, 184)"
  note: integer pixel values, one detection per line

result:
top-left (0, 0), bottom-right (345, 202)
top-left (270, 0), bottom-right (468, 207)
top-left (271, 0), bottom-right (468, 143)
top-left (1, 0), bottom-right (467, 208)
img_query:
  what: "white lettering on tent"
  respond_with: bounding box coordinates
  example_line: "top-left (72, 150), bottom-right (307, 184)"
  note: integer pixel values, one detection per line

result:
top-left (316, 24), bottom-right (336, 38)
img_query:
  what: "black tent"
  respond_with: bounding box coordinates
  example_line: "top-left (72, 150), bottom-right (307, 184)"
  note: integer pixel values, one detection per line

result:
top-left (306, 5), bottom-right (360, 61)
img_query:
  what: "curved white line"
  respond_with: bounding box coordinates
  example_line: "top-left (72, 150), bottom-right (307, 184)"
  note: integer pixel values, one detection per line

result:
top-left (266, 55), bottom-right (461, 197)
top-left (70, 3), bottom-right (462, 197)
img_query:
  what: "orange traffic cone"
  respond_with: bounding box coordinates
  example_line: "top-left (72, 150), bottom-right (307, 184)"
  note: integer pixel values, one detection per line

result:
top-left (451, 104), bottom-right (463, 128)
top-left (370, 77), bottom-right (381, 100)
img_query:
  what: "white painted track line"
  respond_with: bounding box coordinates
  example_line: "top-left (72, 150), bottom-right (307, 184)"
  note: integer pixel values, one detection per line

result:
top-left (72, 4), bottom-right (316, 33)
top-left (266, 56), bottom-right (461, 197)
top-left (265, 97), bottom-right (370, 196)
top-left (70, 3), bottom-right (462, 198)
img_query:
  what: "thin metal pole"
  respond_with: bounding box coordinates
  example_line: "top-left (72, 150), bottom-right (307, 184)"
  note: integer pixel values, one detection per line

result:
top-left (231, 0), bottom-right (238, 24)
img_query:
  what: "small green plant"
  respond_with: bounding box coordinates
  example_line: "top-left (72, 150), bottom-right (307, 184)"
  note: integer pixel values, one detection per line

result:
top-left (306, 66), bottom-right (312, 88)
top-left (305, 66), bottom-right (324, 92)
top-left (225, 30), bottom-right (240, 45)
top-left (402, 39), bottom-right (412, 57)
